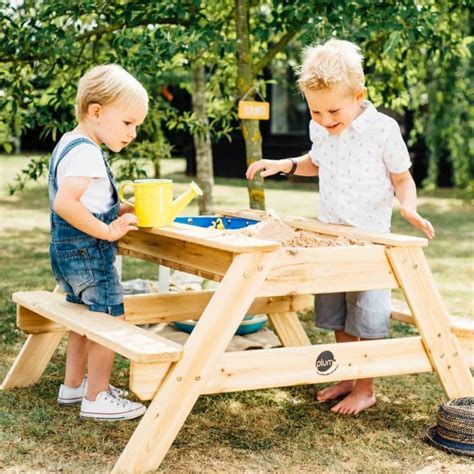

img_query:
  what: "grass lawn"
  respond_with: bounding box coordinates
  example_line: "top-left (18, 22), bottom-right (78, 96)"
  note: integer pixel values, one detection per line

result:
top-left (0, 155), bottom-right (473, 472)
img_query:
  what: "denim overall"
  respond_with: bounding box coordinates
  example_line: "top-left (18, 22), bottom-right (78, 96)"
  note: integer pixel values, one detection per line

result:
top-left (48, 137), bottom-right (124, 316)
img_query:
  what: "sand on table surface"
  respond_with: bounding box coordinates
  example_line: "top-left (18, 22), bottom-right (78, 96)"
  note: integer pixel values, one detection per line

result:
top-left (224, 218), bottom-right (372, 248)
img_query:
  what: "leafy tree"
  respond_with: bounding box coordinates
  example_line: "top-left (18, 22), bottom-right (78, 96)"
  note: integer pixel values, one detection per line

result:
top-left (1, 0), bottom-right (471, 208)
top-left (233, 0), bottom-right (472, 208)
top-left (0, 0), bottom-right (235, 214)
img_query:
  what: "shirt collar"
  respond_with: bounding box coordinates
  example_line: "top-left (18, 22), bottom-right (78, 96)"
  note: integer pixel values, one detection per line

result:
top-left (309, 119), bottom-right (329, 142)
top-left (351, 100), bottom-right (377, 133)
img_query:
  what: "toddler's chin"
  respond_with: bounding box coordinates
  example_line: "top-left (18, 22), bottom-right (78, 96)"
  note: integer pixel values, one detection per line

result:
top-left (109, 144), bottom-right (123, 153)
top-left (327, 123), bottom-right (345, 134)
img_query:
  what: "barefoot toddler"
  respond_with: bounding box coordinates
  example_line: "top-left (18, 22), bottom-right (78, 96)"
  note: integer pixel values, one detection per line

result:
top-left (246, 39), bottom-right (434, 415)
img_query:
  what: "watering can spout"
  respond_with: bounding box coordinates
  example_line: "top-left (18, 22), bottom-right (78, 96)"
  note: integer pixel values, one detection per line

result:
top-left (171, 181), bottom-right (203, 219)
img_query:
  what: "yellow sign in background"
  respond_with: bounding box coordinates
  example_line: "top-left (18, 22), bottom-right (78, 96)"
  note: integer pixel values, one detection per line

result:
top-left (238, 100), bottom-right (270, 120)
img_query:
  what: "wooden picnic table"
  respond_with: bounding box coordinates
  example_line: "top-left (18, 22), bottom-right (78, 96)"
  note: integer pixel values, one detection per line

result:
top-left (2, 209), bottom-right (473, 473)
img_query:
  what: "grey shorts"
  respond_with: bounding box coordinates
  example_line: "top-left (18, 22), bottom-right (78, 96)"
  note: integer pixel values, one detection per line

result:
top-left (314, 290), bottom-right (391, 339)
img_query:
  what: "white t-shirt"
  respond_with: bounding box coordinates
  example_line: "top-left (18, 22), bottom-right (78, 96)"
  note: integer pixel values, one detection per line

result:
top-left (54, 134), bottom-right (115, 214)
top-left (308, 101), bottom-right (411, 233)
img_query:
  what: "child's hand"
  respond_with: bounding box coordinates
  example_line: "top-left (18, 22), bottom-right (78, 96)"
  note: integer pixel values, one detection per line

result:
top-left (119, 201), bottom-right (135, 215)
top-left (246, 159), bottom-right (290, 179)
top-left (106, 213), bottom-right (139, 241)
top-left (400, 205), bottom-right (435, 239)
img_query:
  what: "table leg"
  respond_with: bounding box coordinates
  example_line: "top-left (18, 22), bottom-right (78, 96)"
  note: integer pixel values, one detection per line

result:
top-left (1, 332), bottom-right (65, 389)
top-left (112, 251), bottom-right (276, 473)
top-left (267, 312), bottom-right (311, 346)
top-left (387, 247), bottom-right (473, 398)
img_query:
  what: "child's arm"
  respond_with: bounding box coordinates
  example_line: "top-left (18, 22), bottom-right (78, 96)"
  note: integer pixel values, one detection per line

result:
top-left (390, 171), bottom-right (435, 239)
top-left (54, 177), bottom-right (138, 241)
top-left (246, 154), bottom-right (319, 179)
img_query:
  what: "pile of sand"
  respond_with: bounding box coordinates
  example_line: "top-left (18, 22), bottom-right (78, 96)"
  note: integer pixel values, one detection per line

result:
top-left (225, 218), bottom-right (371, 248)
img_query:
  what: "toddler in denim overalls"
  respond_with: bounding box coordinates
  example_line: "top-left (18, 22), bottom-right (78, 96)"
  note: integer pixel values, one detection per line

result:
top-left (49, 137), bottom-right (124, 316)
top-left (52, 65), bottom-right (149, 421)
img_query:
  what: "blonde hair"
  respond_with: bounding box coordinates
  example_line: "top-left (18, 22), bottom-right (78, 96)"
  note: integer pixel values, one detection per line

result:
top-left (75, 64), bottom-right (148, 121)
top-left (296, 39), bottom-right (365, 95)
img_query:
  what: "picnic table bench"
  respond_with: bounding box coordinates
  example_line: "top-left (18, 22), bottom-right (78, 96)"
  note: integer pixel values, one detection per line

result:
top-left (2, 209), bottom-right (473, 472)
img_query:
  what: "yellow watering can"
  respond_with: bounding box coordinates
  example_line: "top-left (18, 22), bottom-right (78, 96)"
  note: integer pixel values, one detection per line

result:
top-left (118, 179), bottom-right (203, 227)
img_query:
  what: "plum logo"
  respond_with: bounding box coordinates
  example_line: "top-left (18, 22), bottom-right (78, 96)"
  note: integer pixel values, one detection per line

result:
top-left (315, 350), bottom-right (338, 375)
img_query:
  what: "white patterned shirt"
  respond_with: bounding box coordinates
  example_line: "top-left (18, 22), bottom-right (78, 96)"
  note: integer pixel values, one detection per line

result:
top-left (308, 100), bottom-right (411, 233)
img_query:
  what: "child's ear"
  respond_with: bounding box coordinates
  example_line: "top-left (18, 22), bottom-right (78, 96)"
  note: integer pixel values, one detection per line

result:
top-left (355, 88), bottom-right (367, 102)
top-left (87, 103), bottom-right (102, 123)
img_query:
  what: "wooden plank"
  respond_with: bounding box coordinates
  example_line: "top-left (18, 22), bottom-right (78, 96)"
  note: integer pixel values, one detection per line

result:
top-left (259, 246), bottom-right (398, 296)
top-left (112, 251), bottom-right (276, 473)
top-left (119, 247), bottom-right (223, 282)
top-left (12, 291), bottom-right (183, 364)
top-left (391, 310), bottom-right (474, 339)
top-left (133, 337), bottom-right (474, 401)
top-left (202, 336), bottom-right (473, 395)
top-left (119, 231), bottom-right (234, 280)
top-left (129, 362), bottom-right (173, 401)
top-left (217, 208), bottom-right (428, 247)
top-left (267, 312), bottom-right (311, 347)
top-left (387, 247), bottom-right (473, 398)
top-left (460, 337), bottom-right (474, 367)
top-left (17, 305), bottom-right (65, 334)
top-left (1, 332), bottom-right (65, 389)
top-left (124, 291), bottom-right (313, 325)
top-left (125, 223), bottom-right (280, 253)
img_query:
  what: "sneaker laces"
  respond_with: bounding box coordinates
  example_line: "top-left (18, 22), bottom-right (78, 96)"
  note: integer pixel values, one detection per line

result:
top-left (84, 376), bottom-right (127, 397)
top-left (109, 384), bottom-right (127, 397)
top-left (104, 389), bottom-right (133, 408)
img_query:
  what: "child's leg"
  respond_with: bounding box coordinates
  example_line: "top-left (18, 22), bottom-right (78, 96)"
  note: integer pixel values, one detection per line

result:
top-left (85, 342), bottom-right (116, 401)
top-left (79, 313), bottom-right (146, 421)
top-left (85, 314), bottom-right (124, 401)
top-left (328, 290), bottom-right (390, 415)
top-left (330, 346), bottom-right (376, 415)
top-left (64, 332), bottom-right (90, 387)
top-left (316, 330), bottom-right (358, 402)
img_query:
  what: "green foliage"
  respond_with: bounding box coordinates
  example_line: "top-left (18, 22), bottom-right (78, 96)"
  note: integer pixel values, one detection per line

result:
top-left (8, 154), bottom-right (49, 194)
top-left (0, 0), bottom-right (472, 195)
top-left (422, 37), bottom-right (473, 197)
top-left (0, 0), bottom-right (237, 188)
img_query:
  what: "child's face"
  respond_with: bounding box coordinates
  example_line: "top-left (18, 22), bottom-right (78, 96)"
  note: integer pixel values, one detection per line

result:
top-left (89, 102), bottom-right (148, 153)
top-left (304, 86), bottom-right (365, 135)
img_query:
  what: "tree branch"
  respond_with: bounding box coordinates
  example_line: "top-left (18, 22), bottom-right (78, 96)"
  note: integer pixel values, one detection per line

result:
top-left (252, 29), bottom-right (298, 75)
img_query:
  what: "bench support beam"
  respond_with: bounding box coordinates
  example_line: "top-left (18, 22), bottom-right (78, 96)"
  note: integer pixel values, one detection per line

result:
top-left (1, 332), bottom-right (65, 389)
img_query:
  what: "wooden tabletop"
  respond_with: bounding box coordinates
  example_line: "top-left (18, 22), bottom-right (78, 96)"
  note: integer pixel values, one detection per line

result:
top-left (126, 222), bottom-right (281, 253)
top-left (217, 209), bottom-right (428, 248)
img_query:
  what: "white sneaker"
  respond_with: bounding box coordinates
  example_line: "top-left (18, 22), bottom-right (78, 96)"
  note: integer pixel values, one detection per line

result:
top-left (58, 377), bottom-right (87, 405)
top-left (58, 376), bottom-right (126, 405)
top-left (80, 390), bottom-right (146, 421)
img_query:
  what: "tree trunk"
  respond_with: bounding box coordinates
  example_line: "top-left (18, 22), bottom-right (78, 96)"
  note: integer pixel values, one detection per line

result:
top-left (191, 59), bottom-right (214, 214)
top-left (235, 0), bottom-right (265, 210)
top-left (154, 158), bottom-right (161, 179)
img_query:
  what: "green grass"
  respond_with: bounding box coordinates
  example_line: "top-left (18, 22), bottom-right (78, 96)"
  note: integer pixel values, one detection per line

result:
top-left (0, 155), bottom-right (473, 472)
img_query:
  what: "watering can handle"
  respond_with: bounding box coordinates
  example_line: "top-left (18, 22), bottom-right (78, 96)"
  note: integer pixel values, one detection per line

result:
top-left (118, 181), bottom-right (135, 206)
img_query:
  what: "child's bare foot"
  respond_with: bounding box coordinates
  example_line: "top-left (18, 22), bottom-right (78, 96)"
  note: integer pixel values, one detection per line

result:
top-left (330, 385), bottom-right (376, 415)
top-left (316, 380), bottom-right (354, 402)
